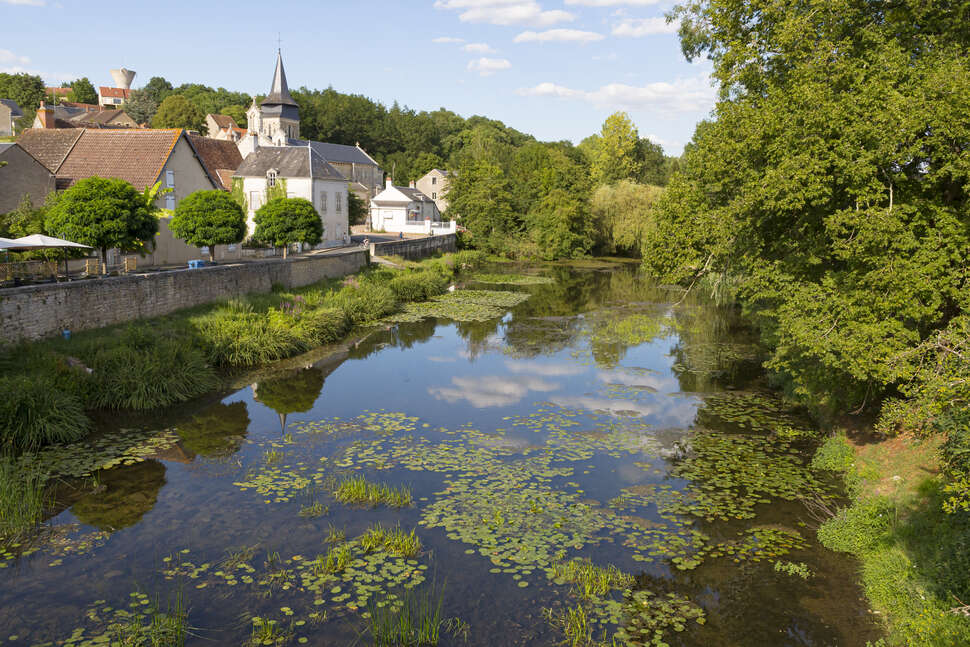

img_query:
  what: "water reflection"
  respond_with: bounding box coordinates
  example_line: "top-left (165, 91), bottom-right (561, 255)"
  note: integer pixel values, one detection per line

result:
top-left (429, 374), bottom-right (561, 408)
top-left (71, 460), bottom-right (166, 531)
top-left (253, 367), bottom-right (325, 432)
top-left (175, 401), bottom-right (251, 458)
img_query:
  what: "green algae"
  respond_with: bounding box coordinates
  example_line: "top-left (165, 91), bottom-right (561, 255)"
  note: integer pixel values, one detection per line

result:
top-left (383, 289), bottom-right (530, 323)
top-left (469, 272), bottom-right (555, 286)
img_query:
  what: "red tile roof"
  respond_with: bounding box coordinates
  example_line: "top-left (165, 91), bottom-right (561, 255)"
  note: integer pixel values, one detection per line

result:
top-left (56, 129), bottom-right (183, 191)
top-left (185, 133), bottom-right (243, 190)
top-left (208, 113), bottom-right (238, 130)
top-left (46, 87), bottom-right (71, 97)
top-left (17, 128), bottom-right (84, 172)
top-left (99, 87), bottom-right (131, 100)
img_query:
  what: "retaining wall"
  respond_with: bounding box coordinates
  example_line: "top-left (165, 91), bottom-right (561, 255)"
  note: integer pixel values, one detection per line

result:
top-left (0, 250), bottom-right (368, 343)
top-left (370, 233), bottom-right (457, 260)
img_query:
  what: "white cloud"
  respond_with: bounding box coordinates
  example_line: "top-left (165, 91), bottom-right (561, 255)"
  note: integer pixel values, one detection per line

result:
top-left (0, 50), bottom-right (30, 65)
top-left (566, 0), bottom-right (660, 4)
top-left (612, 17), bottom-right (678, 37)
top-left (463, 42), bottom-right (497, 54)
top-left (1, 0), bottom-right (46, 5)
top-left (434, 0), bottom-right (574, 26)
top-left (643, 132), bottom-right (679, 150)
top-left (433, 36), bottom-right (466, 43)
top-left (467, 57), bottom-right (512, 76)
top-left (513, 29), bottom-right (604, 43)
top-left (517, 75), bottom-right (716, 115)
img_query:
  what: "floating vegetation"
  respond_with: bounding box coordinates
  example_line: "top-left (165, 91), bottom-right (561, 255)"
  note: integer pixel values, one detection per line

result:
top-left (544, 604), bottom-right (601, 647)
top-left (470, 272), bottom-right (555, 286)
top-left (549, 559), bottom-right (634, 599)
top-left (697, 391), bottom-right (814, 438)
top-left (613, 590), bottom-right (705, 646)
top-left (774, 560), bottom-right (814, 579)
top-left (383, 290), bottom-right (530, 323)
top-left (58, 590), bottom-right (189, 647)
top-left (333, 475), bottom-right (413, 508)
top-left (247, 616), bottom-right (293, 647)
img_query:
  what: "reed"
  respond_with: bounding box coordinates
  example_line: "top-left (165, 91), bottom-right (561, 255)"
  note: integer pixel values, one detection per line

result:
top-left (359, 524), bottom-right (421, 558)
top-left (333, 474), bottom-right (413, 508)
top-left (367, 585), bottom-right (446, 647)
top-left (0, 458), bottom-right (48, 538)
top-left (0, 375), bottom-right (90, 452)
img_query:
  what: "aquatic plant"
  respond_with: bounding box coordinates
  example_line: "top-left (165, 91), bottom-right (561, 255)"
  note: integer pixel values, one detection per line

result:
top-left (0, 458), bottom-right (48, 538)
top-left (388, 271), bottom-right (449, 302)
top-left (384, 289), bottom-right (530, 323)
top-left (359, 524), bottom-right (421, 559)
top-left (774, 560), bottom-right (813, 579)
top-left (0, 374), bottom-right (90, 452)
top-left (247, 616), bottom-right (292, 647)
top-left (550, 559), bottom-right (633, 599)
top-left (326, 282), bottom-right (398, 325)
top-left (470, 272), bottom-right (555, 285)
top-left (544, 605), bottom-right (599, 647)
top-left (333, 474), bottom-right (413, 508)
top-left (613, 590), bottom-right (705, 646)
top-left (366, 585), bottom-right (446, 647)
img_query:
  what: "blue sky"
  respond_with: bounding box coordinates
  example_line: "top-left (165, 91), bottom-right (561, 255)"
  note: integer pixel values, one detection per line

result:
top-left (1, 0), bottom-right (716, 154)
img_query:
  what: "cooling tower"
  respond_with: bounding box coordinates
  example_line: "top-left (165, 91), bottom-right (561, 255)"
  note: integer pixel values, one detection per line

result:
top-left (109, 68), bottom-right (136, 90)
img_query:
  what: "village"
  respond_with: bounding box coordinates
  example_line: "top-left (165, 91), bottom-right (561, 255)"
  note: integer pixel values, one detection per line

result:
top-left (0, 52), bottom-right (455, 277)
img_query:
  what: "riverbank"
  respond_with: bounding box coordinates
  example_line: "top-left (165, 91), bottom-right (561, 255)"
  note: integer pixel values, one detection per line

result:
top-left (812, 432), bottom-right (970, 646)
top-left (0, 250), bottom-right (485, 454)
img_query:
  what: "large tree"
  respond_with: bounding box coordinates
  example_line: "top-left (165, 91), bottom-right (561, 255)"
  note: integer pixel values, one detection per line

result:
top-left (45, 177), bottom-right (158, 271)
top-left (346, 188), bottom-right (367, 226)
top-left (253, 197), bottom-right (322, 258)
top-left (124, 89), bottom-right (158, 125)
top-left (0, 72), bottom-right (45, 133)
top-left (141, 76), bottom-right (173, 105)
top-left (590, 112), bottom-right (642, 186)
top-left (169, 190), bottom-right (246, 261)
top-left (446, 160), bottom-right (517, 254)
top-left (67, 77), bottom-right (97, 105)
top-left (152, 94), bottom-right (205, 132)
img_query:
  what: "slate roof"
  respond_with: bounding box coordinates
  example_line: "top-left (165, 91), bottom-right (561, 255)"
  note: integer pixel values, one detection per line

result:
top-left (17, 128), bottom-right (83, 172)
top-left (233, 146), bottom-right (345, 181)
top-left (0, 99), bottom-right (23, 117)
top-left (399, 186), bottom-right (435, 203)
top-left (186, 133), bottom-right (243, 190)
top-left (288, 139), bottom-right (380, 167)
top-left (56, 129), bottom-right (184, 191)
top-left (69, 110), bottom-right (138, 127)
top-left (0, 142), bottom-right (15, 155)
top-left (262, 51), bottom-right (298, 107)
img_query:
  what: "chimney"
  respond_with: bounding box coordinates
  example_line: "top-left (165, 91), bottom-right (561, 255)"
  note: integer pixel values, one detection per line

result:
top-left (386, 176), bottom-right (393, 189)
top-left (37, 101), bottom-right (55, 129)
top-left (409, 180), bottom-right (416, 189)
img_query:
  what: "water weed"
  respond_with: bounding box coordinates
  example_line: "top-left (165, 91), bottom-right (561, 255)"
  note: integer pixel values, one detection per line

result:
top-left (0, 458), bottom-right (48, 538)
top-left (333, 474), bottom-right (413, 508)
top-left (774, 560), bottom-right (813, 579)
top-left (366, 585), bottom-right (449, 647)
top-left (359, 524), bottom-right (421, 559)
top-left (550, 559), bottom-right (633, 599)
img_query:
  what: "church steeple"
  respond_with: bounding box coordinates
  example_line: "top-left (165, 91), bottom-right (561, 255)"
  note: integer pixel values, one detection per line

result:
top-left (262, 50), bottom-right (298, 108)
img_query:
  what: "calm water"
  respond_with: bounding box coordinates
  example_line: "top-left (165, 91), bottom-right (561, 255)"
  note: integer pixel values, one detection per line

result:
top-left (1, 263), bottom-right (883, 646)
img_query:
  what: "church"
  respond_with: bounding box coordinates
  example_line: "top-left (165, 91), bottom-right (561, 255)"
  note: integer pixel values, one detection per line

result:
top-left (235, 51), bottom-right (385, 202)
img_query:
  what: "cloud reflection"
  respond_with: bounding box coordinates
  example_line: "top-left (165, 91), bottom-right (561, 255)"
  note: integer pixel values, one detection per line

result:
top-left (430, 375), bottom-right (561, 408)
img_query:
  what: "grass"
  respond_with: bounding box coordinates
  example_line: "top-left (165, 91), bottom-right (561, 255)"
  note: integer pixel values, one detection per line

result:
top-left (550, 558), bottom-right (633, 599)
top-left (0, 252), bottom-right (486, 453)
top-left (333, 474), bottom-right (413, 508)
top-left (367, 584), bottom-right (451, 647)
top-left (813, 432), bottom-right (970, 646)
top-left (247, 616), bottom-right (292, 647)
top-left (313, 542), bottom-right (354, 575)
top-left (543, 605), bottom-right (598, 647)
top-left (109, 590), bottom-right (189, 647)
top-left (359, 524), bottom-right (422, 558)
top-left (0, 458), bottom-right (48, 539)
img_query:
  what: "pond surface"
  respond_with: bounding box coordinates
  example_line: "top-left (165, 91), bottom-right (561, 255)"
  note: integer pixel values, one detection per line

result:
top-left (1, 263), bottom-right (883, 646)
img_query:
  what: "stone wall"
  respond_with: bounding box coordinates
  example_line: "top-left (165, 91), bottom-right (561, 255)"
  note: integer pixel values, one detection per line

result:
top-left (370, 233), bottom-right (457, 260)
top-left (0, 250), bottom-right (367, 343)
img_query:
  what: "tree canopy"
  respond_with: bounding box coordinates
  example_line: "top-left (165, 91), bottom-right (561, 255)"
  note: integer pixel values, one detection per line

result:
top-left (590, 112), bottom-right (642, 186)
top-left (124, 89), bottom-right (158, 125)
top-left (152, 94), bottom-right (205, 132)
top-left (0, 72), bottom-right (45, 132)
top-left (45, 177), bottom-right (158, 270)
top-left (170, 190), bottom-right (247, 261)
top-left (67, 77), bottom-right (97, 105)
top-left (253, 197), bottom-right (322, 257)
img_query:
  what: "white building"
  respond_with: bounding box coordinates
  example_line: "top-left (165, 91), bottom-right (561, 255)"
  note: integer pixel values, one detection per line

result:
top-left (233, 145), bottom-right (349, 246)
top-left (370, 178), bottom-right (455, 235)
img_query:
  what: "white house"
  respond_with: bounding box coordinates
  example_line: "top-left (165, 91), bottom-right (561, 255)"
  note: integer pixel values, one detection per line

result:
top-left (370, 178), bottom-right (456, 234)
top-left (233, 145), bottom-right (349, 246)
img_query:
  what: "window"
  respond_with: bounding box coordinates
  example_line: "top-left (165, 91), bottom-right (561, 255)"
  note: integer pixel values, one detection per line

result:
top-left (320, 192), bottom-right (328, 213)
top-left (432, 177), bottom-right (437, 185)
top-left (165, 195), bottom-right (175, 210)
top-left (250, 191), bottom-right (262, 210)
top-left (165, 170), bottom-right (175, 188)
top-left (336, 193), bottom-right (342, 212)
top-left (432, 192), bottom-right (437, 200)
top-left (267, 170), bottom-right (277, 187)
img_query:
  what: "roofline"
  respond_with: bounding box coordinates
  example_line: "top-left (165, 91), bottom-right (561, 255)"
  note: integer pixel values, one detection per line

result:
top-left (1, 141), bottom-right (48, 170)
top-left (354, 143), bottom-right (380, 166)
top-left (52, 128), bottom-right (85, 174)
top-left (183, 131), bottom-right (223, 191)
top-left (150, 129), bottom-right (190, 190)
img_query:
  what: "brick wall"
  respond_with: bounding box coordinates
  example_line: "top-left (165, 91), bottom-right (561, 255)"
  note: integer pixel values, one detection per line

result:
top-left (0, 250), bottom-right (368, 343)
top-left (370, 233), bottom-right (457, 260)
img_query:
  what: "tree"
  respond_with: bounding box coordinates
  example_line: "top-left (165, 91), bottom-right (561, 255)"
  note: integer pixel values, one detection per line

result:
top-left (346, 188), bottom-right (367, 226)
top-left (169, 190), bottom-right (246, 261)
top-left (253, 197), bottom-right (322, 258)
top-left (0, 72), bottom-right (45, 133)
top-left (152, 94), bottom-right (205, 132)
top-left (221, 104), bottom-right (248, 129)
top-left (45, 177), bottom-right (158, 272)
top-left (526, 189), bottom-right (595, 260)
top-left (637, 138), bottom-right (668, 186)
top-left (67, 77), bottom-right (97, 105)
top-left (141, 76), bottom-right (173, 105)
top-left (590, 112), bottom-right (642, 186)
top-left (591, 181), bottom-right (664, 255)
top-left (124, 89), bottom-right (158, 125)
top-left (447, 160), bottom-right (518, 254)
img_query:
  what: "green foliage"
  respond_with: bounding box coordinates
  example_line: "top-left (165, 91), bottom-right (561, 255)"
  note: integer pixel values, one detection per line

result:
top-left (0, 457), bottom-right (47, 538)
top-left (253, 197), bottom-right (322, 253)
top-left (141, 77), bottom-right (173, 105)
top-left (265, 177), bottom-right (287, 203)
top-left (326, 282), bottom-right (397, 324)
top-left (170, 190), bottom-right (246, 260)
top-left (367, 584), bottom-right (447, 647)
top-left (45, 176), bottom-right (158, 267)
top-left (333, 474), bottom-right (413, 508)
top-left (254, 368), bottom-right (324, 416)
top-left (151, 94), bottom-right (205, 132)
top-left (388, 271), bottom-right (448, 302)
top-left (346, 187), bottom-right (367, 226)
top-left (220, 104), bottom-right (248, 129)
top-left (0, 72), bottom-right (44, 132)
top-left (0, 375), bottom-right (90, 453)
top-left (590, 112), bottom-right (642, 186)
top-left (358, 524), bottom-right (421, 558)
top-left (67, 77), bottom-right (97, 105)
top-left (773, 560), bottom-right (813, 579)
top-left (446, 160), bottom-right (517, 254)
top-left (591, 181), bottom-right (663, 256)
top-left (525, 188), bottom-right (595, 260)
top-left (124, 89), bottom-right (158, 125)
top-left (230, 177), bottom-right (247, 211)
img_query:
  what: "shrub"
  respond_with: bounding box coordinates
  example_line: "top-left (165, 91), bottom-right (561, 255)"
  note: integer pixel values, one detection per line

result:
top-left (818, 498), bottom-right (893, 555)
top-left (0, 375), bottom-right (90, 452)
top-left (388, 271), bottom-right (448, 303)
top-left (327, 283), bottom-right (397, 324)
top-left (192, 302), bottom-right (303, 367)
top-left (291, 307), bottom-right (349, 346)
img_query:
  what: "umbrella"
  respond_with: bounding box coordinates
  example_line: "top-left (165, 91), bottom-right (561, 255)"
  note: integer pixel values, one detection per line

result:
top-left (9, 235), bottom-right (92, 281)
top-left (0, 237), bottom-right (35, 251)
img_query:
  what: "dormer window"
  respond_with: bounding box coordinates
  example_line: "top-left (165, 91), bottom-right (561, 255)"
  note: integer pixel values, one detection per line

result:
top-left (267, 170), bottom-right (278, 187)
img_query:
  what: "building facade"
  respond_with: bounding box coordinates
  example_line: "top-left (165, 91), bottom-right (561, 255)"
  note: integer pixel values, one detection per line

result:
top-left (0, 143), bottom-right (55, 213)
top-left (414, 168), bottom-right (452, 214)
top-left (370, 178), bottom-right (455, 235)
top-left (0, 99), bottom-right (23, 136)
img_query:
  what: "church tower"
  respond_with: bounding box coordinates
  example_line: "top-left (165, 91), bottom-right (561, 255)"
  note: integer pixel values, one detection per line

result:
top-left (259, 50), bottom-right (300, 144)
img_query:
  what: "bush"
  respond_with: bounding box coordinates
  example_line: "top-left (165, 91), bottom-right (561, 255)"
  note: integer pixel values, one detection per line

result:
top-left (192, 302), bottom-right (304, 367)
top-left (818, 498), bottom-right (893, 555)
top-left (388, 271), bottom-right (448, 302)
top-left (0, 375), bottom-right (90, 452)
top-left (451, 250), bottom-right (486, 272)
top-left (327, 283), bottom-right (397, 325)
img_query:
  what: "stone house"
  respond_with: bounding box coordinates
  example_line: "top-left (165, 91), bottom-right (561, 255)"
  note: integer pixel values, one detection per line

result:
top-left (0, 99), bottom-right (23, 136)
top-left (32, 102), bottom-right (140, 129)
top-left (414, 168), bottom-right (452, 214)
top-left (0, 143), bottom-right (55, 213)
top-left (206, 113), bottom-right (247, 142)
top-left (233, 145), bottom-right (349, 246)
top-left (370, 177), bottom-right (455, 235)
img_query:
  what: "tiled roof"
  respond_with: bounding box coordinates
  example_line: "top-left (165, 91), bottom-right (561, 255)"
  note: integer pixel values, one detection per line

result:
top-left (0, 99), bottom-right (23, 117)
top-left (69, 110), bottom-right (138, 127)
top-left (17, 128), bottom-right (83, 172)
top-left (46, 87), bottom-right (71, 97)
top-left (186, 133), bottom-right (243, 190)
top-left (234, 145), bottom-right (345, 181)
top-left (60, 101), bottom-right (100, 112)
top-left (208, 113), bottom-right (238, 130)
top-left (56, 129), bottom-right (183, 191)
top-left (99, 87), bottom-right (131, 100)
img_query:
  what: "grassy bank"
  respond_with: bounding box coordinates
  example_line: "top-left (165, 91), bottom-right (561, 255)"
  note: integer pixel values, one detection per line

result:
top-left (0, 250), bottom-right (486, 455)
top-left (812, 433), bottom-right (970, 646)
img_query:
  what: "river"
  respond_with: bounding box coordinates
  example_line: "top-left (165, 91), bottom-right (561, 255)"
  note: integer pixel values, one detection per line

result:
top-left (0, 261), bottom-right (883, 646)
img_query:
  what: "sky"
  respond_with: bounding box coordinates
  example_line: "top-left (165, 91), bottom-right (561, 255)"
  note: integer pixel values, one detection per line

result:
top-left (0, 0), bottom-right (716, 154)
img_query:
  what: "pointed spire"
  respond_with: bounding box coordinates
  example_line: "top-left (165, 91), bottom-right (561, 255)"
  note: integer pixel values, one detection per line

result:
top-left (261, 50), bottom-right (298, 107)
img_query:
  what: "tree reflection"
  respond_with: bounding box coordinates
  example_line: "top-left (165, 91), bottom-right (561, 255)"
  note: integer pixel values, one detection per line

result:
top-left (71, 460), bottom-right (166, 531)
top-left (175, 401), bottom-right (251, 459)
top-left (254, 368), bottom-right (326, 432)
